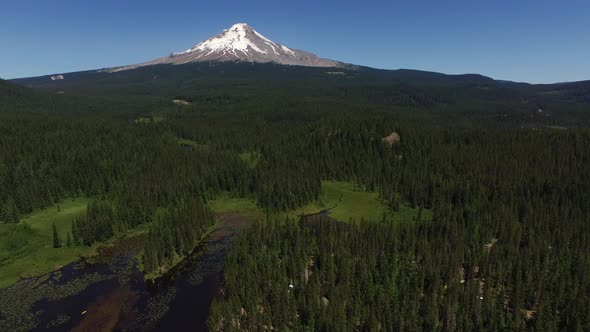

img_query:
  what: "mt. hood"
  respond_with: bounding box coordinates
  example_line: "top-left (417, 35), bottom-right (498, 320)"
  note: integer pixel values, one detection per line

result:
top-left (113, 23), bottom-right (341, 71)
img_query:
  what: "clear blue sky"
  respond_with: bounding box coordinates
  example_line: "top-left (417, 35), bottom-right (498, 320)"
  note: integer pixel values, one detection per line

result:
top-left (2, 0), bottom-right (589, 83)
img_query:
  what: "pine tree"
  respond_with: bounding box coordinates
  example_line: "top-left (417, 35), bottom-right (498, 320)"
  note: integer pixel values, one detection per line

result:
top-left (1, 197), bottom-right (20, 223)
top-left (66, 232), bottom-right (73, 247)
top-left (52, 223), bottom-right (61, 248)
top-left (0, 204), bottom-right (9, 224)
top-left (71, 220), bottom-right (80, 245)
top-left (10, 202), bottom-right (19, 223)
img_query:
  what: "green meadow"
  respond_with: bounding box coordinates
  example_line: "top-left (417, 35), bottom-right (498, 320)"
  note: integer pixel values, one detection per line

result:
top-left (209, 181), bottom-right (430, 224)
top-left (289, 181), bottom-right (431, 223)
top-left (0, 198), bottom-right (95, 288)
top-left (208, 194), bottom-right (264, 220)
top-left (177, 138), bottom-right (211, 151)
top-left (238, 151), bottom-right (262, 168)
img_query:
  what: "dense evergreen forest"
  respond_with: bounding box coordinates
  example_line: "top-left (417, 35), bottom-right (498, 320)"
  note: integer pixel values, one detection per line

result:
top-left (1, 65), bottom-right (590, 331)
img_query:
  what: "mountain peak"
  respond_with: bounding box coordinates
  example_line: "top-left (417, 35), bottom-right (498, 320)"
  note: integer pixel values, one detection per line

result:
top-left (174, 22), bottom-right (285, 58)
top-left (229, 22), bottom-right (251, 29)
top-left (111, 23), bottom-right (341, 72)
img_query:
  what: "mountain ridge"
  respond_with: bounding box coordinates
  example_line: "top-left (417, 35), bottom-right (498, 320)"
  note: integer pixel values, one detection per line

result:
top-left (110, 23), bottom-right (342, 72)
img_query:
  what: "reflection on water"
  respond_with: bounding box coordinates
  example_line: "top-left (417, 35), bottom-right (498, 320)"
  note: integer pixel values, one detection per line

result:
top-left (72, 288), bottom-right (139, 332)
top-left (0, 213), bottom-right (247, 332)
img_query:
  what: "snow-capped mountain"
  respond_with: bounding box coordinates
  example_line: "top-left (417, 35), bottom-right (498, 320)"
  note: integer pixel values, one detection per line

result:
top-left (112, 23), bottom-right (341, 72)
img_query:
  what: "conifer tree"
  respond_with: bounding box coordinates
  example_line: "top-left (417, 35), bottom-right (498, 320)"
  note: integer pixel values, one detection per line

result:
top-left (66, 232), bottom-right (73, 248)
top-left (71, 220), bottom-right (80, 246)
top-left (52, 223), bottom-right (61, 248)
top-left (10, 201), bottom-right (19, 224)
top-left (0, 204), bottom-right (8, 224)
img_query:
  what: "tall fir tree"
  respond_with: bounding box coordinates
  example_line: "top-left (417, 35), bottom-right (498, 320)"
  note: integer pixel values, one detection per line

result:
top-left (66, 232), bottom-right (73, 248)
top-left (52, 223), bottom-right (61, 248)
top-left (71, 220), bottom-right (80, 246)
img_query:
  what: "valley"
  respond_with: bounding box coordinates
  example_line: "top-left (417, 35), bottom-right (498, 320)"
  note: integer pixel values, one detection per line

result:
top-left (0, 179), bottom-right (418, 331)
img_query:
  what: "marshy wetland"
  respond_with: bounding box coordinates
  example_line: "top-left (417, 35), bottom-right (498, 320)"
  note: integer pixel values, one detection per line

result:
top-left (0, 213), bottom-right (248, 331)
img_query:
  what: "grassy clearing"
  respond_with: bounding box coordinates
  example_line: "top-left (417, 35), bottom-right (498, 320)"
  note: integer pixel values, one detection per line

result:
top-left (297, 181), bottom-right (431, 223)
top-left (0, 198), bottom-right (96, 288)
top-left (209, 181), bottom-right (431, 224)
top-left (286, 181), bottom-right (384, 222)
top-left (178, 138), bottom-right (210, 151)
top-left (239, 151), bottom-right (261, 168)
top-left (135, 115), bottom-right (165, 124)
top-left (208, 194), bottom-right (264, 221)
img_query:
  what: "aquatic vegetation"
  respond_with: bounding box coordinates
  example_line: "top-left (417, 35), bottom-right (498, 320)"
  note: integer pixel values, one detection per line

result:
top-left (47, 314), bottom-right (70, 328)
top-left (0, 271), bottom-right (114, 331)
top-left (128, 288), bottom-right (177, 330)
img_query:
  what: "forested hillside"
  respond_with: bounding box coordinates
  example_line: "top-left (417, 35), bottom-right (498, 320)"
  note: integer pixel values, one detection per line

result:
top-left (209, 128), bottom-right (590, 330)
top-left (11, 63), bottom-right (590, 126)
top-left (1, 67), bottom-right (589, 331)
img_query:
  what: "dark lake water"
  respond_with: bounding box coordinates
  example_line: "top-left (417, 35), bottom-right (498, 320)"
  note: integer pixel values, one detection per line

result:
top-left (0, 214), bottom-right (247, 332)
